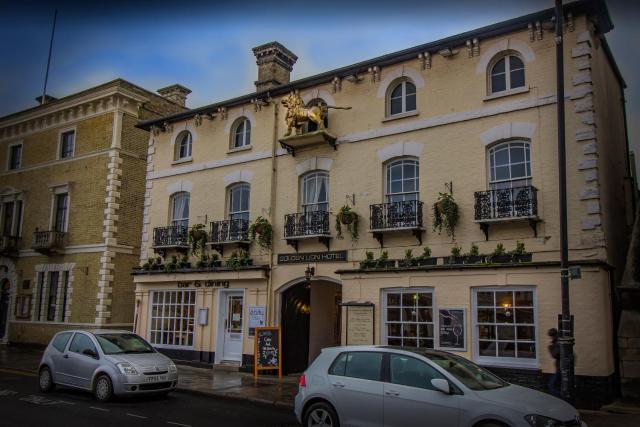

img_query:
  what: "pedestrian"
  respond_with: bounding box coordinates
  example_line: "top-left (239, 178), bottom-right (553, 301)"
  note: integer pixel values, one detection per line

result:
top-left (547, 328), bottom-right (561, 396)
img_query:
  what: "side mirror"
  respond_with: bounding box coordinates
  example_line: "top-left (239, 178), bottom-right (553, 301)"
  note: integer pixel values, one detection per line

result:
top-left (431, 378), bottom-right (451, 394)
top-left (83, 348), bottom-right (98, 359)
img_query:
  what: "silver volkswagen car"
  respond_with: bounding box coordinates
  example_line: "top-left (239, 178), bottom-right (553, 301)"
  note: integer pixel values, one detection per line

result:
top-left (39, 329), bottom-right (178, 401)
top-left (295, 346), bottom-right (586, 427)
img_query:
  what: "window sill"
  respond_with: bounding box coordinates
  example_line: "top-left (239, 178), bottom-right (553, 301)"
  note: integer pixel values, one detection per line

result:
top-left (483, 86), bottom-right (530, 102)
top-left (382, 110), bottom-right (419, 123)
top-left (172, 157), bottom-right (193, 166)
top-left (227, 145), bottom-right (252, 154)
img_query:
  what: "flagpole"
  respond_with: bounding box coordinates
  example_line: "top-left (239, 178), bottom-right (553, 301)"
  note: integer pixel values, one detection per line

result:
top-left (41, 9), bottom-right (57, 104)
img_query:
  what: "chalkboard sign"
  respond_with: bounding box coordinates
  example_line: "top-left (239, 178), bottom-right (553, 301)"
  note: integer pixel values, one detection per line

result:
top-left (437, 308), bottom-right (466, 351)
top-left (254, 327), bottom-right (282, 378)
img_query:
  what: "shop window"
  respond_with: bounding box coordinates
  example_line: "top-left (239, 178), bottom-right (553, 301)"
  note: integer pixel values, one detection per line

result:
top-left (60, 130), bottom-right (75, 159)
top-left (473, 288), bottom-right (537, 366)
top-left (149, 290), bottom-right (196, 347)
top-left (174, 130), bottom-right (193, 161)
top-left (489, 53), bottom-right (525, 94)
top-left (387, 79), bottom-right (416, 116)
top-left (231, 117), bottom-right (251, 149)
top-left (383, 289), bottom-right (434, 349)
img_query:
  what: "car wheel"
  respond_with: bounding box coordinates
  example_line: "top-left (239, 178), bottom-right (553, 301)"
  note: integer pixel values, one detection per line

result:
top-left (304, 402), bottom-right (339, 427)
top-left (39, 367), bottom-right (55, 392)
top-left (94, 375), bottom-right (113, 402)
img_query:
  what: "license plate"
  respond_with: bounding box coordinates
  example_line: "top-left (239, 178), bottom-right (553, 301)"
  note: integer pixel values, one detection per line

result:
top-left (146, 375), bottom-right (167, 383)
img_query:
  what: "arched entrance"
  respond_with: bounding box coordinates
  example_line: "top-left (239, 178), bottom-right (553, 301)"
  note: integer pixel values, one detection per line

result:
top-left (280, 277), bottom-right (342, 374)
top-left (0, 279), bottom-right (10, 341)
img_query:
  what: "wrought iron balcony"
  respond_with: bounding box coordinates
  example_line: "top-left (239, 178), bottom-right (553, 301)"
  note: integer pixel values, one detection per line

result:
top-left (474, 186), bottom-right (539, 240)
top-left (0, 235), bottom-right (20, 256)
top-left (284, 211), bottom-right (330, 251)
top-left (369, 200), bottom-right (424, 247)
top-left (32, 230), bottom-right (65, 253)
top-left (152, 225), bottom-right (189, 250)
top-left (209, 219), bottom-right (250, 255)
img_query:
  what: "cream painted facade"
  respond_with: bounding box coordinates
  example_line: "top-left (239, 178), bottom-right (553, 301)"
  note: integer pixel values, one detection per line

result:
top-left (134, 1), bottom-right (633, 407)
top-left (0, 79), bottom-right (186, 345)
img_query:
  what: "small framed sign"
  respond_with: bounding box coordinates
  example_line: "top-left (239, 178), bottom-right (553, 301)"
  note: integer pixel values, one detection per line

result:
top-left (343, 302), bottom-right (375, 346)
top-left (437, 308), bottom-right (466, 352)
top-left (254, 327), bottom-right (282, 379)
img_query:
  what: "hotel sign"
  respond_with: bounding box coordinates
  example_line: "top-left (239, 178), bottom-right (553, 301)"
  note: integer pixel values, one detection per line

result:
top-left (277, 250), bottom-right (348, 264)
top-left (177, 280), bottom-right (230, 288)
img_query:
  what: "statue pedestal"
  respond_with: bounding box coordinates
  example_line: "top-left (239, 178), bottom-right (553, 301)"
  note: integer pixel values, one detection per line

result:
top-left (279, 130), bottom-right (337, 156)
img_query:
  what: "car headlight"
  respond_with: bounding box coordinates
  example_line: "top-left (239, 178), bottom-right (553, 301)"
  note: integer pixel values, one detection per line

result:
top-left (116, 362), bottom-right (139, 375)
top-left (524, 414), bottom-right (564, 427)
top-left (168, 362), bottom-right (177, 373)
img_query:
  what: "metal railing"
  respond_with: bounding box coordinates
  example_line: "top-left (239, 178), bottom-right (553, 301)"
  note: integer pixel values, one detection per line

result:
top-left (210, 219), bottom-right (249, 243)
top-left (152, 225), bottom-right (189, 248)
top-left (370, 200), bottom-right (424, 230)
top-left (284, 211), bottom-right (330, 238)
top-left (474, 186), bottom-right (538, 221)
top-left (32, 230), bottom-right (65, 251)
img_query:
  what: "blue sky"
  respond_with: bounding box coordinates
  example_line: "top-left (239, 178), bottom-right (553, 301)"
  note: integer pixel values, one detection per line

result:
top-left (1, 0), bottom-right (638, 173)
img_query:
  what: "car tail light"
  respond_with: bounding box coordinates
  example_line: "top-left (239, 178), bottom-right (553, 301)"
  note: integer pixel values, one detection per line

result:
top-left (299, 374), bottom-right (306, 387)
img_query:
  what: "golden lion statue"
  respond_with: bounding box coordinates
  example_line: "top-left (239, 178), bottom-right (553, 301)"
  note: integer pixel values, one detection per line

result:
top-left (281, 92), bottom-right (350, 137)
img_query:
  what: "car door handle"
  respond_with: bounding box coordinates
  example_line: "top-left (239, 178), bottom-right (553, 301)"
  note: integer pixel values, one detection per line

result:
top-left (385, 390), bottom-right (400, 396)
top-left (63, 354), bottom-right (69, 359)
top-left (331, 382), bottom-right (345, 388)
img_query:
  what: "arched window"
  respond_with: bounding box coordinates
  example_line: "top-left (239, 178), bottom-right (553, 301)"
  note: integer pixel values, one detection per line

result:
top-left (227, 183), bottom-right (250, 222)
top-left (388, 79), bottom-right (416, 116)
top-left (301, 171), bottom-right (329, 212)
top-left (174, 131), bottom-right (192, 160)
top-left (488, 141), bottom-right (531, 190)
top-left (170, 192), bottom-right (190, 229)
top-left (305, 99), bottom-right (328, 133)
top-left (231, 118), bottom-right (251, 149)
top-left (489, 53), bottom-right (525, 94)
top-left (385, 158), bottom-right (419, 203)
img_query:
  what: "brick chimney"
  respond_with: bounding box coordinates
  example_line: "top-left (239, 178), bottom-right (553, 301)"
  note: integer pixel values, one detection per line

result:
top-left (252, 42), bottom-right (298, 92)
top-left (157, 84), bottom-right (191, 107)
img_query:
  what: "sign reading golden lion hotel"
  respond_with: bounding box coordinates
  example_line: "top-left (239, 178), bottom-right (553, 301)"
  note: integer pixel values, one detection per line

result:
top-left (133, 0), bottom-right (634, 408)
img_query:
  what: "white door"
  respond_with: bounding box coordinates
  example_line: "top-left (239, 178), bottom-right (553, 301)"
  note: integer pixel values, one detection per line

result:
top-left (222, 292), bottom-right (244, 361)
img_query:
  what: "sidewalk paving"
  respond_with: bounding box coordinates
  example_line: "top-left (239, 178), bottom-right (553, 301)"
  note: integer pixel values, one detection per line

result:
top-left (2, 344), bottom-right (640, 426)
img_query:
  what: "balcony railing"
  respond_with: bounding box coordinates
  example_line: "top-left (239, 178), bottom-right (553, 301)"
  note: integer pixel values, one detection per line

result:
top-left (152, 225), bottom-right (189, 249)
top-left (284, 211), bottom-right (330, 239)
top-left (32, 230), bottom-right (65, 253)
top-left (370, 200), bottom-right (424, 231)
top-left (474, 186), bottom-right (538, 221)
top-left (0, 235), bottom-right (20, 255)
top-left (210, 219), bottom-right (250, 244)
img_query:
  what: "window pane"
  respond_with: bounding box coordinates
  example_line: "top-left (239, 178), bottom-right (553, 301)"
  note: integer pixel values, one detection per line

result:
top-left (389, 354), bottom-right (443, 390)
top-left (477, 308), bottom-right (494, 323)
top-left (491, 74), bottom-right (506, 93)
top-left (391, 84), bottom-right (403, 99)
top-left (509, 55), bottom-right (524, 70)
top-left (402, 307), bottom-right (416, 322)
top-left (405, 93), bottom-right (416, 112)
top-left (417, 308), bottom-right (432, 323)
top-left (492, 58), bottom-right (505, 74)
top-left (478, 325), bottom-right (495, 340)
top-left (498, 342), bottom-right (516, 358)
top-left (416, 293), bottom-right (431, 307)
top-left (402, 293), bottom-right (416, 307)
top-left (511, 163), bottom-right (527, 179)
top-left (477, 292), bottom-right (494, 307)
top-left (517, 343), bottom-right (536, 358)
top-left (510, 69), bottom-right (525, 88)
top-left (387, 293), bottom-right (400, 306)
top-left (515, 291), bottom-right (534, 307)
top-left (496, 292), bottom-right (513, 307)
top-left (404, 82), bottom-right (416, 95)
top-left (493, 148), bottom-right (509, 166)
top-left (496, 308), bottom-right (514, 323)
top-left (497, 325), bottom-right (515, 340)
top-left (387, 308), bottom-right (400, 322)
top-left (517, 326), bottom-right (535, 340)
top-left (387, 323), bottom-right (401, 337)
top-left (390, 98), bottom-right (402, 115)
top-left (515, 308), bottom-right (534, 324)
top-left (402, 323), bottom-right (417, 338)
top-left (479, 340), bottom-right (496, 356)
top-left (418, 323), bottom-right (433, 338)
top-left (329, 353), bottom-right (348, 376)
top-left (344, 352), bottom-right (383, 381)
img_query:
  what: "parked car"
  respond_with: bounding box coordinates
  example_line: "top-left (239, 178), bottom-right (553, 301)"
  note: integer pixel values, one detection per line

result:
top-left (38, 329), bottom-right (178, 402)
top-left (295, 346), bottom-right (586, 427)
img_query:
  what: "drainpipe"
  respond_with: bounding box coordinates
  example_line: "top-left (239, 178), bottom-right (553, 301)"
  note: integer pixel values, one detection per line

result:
top-left (266, 99), bottom-right (279, 325)
top-left (555, 0), bottom-right (575, 403)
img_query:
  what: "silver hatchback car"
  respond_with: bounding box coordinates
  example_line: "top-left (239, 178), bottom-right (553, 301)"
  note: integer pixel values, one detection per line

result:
top-left (39, 329), bottom-right (178, 401)
top-left (295, 346), bottom-right (586, 427)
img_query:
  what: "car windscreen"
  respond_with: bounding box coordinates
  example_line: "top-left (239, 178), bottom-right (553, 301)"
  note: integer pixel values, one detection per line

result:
top-left (427, 352), bottom-right (508, 390)
top-left (95, 333), bottom-right (155, 355)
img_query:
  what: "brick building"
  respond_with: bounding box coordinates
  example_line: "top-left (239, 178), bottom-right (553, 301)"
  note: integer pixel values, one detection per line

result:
top-left (0, 79), bottom-right (187, 345)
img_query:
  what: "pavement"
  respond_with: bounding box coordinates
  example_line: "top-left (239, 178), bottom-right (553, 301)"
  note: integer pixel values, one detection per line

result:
top-left (2, 344), bottom-right (640, 426)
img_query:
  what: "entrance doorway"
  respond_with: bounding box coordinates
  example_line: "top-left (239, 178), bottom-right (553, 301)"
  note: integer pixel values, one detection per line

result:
top-left (281, 278), bottom-right (341, 374)
top-left (0, 280), bottom-right (10, 341)
top-left (218, 290), bottom-right (244, 362)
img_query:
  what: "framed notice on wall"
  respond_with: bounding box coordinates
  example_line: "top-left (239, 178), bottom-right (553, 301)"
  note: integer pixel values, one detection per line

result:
top-left (437, 308), bottom-right (466, 352)
top-left (254, 327), bottom-right (281, 379)
top-left (343, 303), bottom-right (375, 346)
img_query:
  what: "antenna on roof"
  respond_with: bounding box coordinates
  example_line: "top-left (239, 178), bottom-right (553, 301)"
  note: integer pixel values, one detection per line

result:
top-left (41, 9), bottom-right (57, 105)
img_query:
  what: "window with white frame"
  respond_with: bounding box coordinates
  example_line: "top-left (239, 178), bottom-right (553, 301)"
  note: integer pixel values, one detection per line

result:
top-left (1, 198), bottom-right (22, 237)
top-left (383, 289), bottom-right (434, 349)
top-left (32, 270), bottom-right (71, 323)
top-left (60, 130), bottom-right (75, 159)
top-left (232, 118), bottom-right (251, 149)
top-left (227, 183), bottom-right (250, 222)
top-left (52, 193), bottom-right (69, 232)
top-left (46, 271), bottom-right (59, 322)
top-left (473, 288), bottom-right (537, 365)
top-left (488, 141), bottom-right (531, 190)
top-left (149, 290), bottom-right (196, 347)
top-left (489, 53), bottom-right (525, 94)
top-left (174, 130), bottom-right (192, 161)
top-left (8, 144), bottom-right (22, 170)
top-left (170, 192), bottom-right (190, 229)
top-left (388, 79), bottom-right (416, 116)
top-left (301, 171), bottom-right (328, 212)
top-left (386, 158), bottom-right (419, 203)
